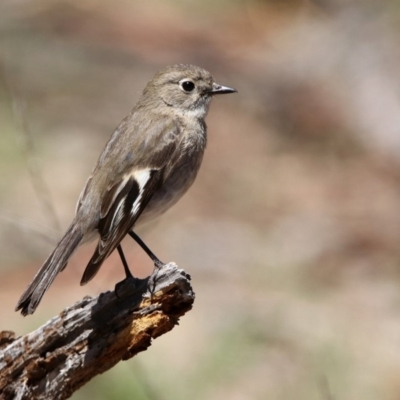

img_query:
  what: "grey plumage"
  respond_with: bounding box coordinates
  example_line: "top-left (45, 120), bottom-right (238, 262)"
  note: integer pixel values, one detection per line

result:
top-left (16, 64), bottom-right (236, 315)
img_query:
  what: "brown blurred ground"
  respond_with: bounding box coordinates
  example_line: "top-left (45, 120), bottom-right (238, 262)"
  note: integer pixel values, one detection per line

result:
top-left (2, 0), bottom-right (400, 399)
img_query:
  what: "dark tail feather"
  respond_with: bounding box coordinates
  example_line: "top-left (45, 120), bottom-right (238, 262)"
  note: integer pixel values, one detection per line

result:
top-left (16, 223), bottom-right (83, 316)
top-left (80, 243), bottom-right (109, 285)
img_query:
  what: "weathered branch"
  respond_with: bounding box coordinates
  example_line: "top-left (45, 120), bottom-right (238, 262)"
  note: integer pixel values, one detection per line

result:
top-left (0, 263), bottom-right (194, 400)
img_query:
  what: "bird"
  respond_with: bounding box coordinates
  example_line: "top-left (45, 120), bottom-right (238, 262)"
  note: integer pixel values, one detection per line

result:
top-left (16, 64), bottom-right (236, 315)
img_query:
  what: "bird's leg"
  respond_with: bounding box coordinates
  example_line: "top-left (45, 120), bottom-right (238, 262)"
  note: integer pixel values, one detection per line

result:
top-left (129, 231), bottom-right (164, 269)
top-left (115, 244), bottom-right (144, 299)
top-left (117, 244), bottom-right (133, 279)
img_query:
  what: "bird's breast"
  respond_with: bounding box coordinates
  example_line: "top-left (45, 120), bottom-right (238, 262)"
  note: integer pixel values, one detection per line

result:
top-left (138, 123), bottom-right (206, 224)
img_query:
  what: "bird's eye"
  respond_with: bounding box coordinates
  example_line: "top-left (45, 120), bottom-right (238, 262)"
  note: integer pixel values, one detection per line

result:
top-left (179, 80), bottom-right (195, 93)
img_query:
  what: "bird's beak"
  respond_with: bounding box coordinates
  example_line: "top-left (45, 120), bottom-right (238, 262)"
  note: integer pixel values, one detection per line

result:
top-left (210, 82), bottom-right (237, 95)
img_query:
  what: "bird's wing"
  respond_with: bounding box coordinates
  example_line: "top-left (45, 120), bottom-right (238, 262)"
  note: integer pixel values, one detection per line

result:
top-left (80, 123), bottom-right (180, 285)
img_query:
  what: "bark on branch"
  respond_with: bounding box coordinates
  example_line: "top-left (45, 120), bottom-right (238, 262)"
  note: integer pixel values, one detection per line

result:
top-left (0, 263), bottom-right (194, 400)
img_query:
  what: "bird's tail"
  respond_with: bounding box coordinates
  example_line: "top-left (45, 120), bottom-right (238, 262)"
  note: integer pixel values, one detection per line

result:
top-left (15, 223), bottom-right (83, 316)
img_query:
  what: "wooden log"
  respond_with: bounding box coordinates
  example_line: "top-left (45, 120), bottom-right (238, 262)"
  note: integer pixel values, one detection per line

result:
top-left (0, 263), bottom-right (194, 400)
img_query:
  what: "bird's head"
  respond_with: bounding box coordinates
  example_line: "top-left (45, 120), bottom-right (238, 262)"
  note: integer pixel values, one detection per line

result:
top-left (143, 64), bottom-right (236, 117)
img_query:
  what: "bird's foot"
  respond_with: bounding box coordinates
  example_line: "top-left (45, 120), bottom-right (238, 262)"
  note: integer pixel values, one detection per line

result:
top-left (115, 275), bottom-right (142, 299)
top-left (153, 258), bottom-right (165, 270)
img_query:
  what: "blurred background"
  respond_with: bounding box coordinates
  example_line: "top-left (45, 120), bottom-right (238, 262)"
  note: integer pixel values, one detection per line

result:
top-left (2, 0), bottom-right (400, 398)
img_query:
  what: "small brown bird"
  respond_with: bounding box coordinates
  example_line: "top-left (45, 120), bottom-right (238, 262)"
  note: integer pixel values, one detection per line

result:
top-left (16, 64), bottom-right (236, 315)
